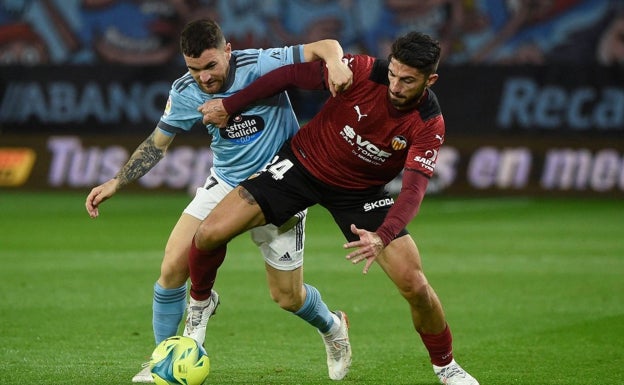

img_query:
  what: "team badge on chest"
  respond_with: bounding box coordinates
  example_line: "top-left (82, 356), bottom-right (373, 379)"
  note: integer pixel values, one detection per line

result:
top-left (391, 136), bottom-right (407, 151)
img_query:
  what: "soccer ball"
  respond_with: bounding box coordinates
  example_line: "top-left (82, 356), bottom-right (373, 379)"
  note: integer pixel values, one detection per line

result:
top-left (149, 336), bottom-right (210, 385)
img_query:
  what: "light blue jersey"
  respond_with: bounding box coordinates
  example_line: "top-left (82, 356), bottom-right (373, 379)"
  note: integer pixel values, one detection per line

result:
top-left (157, 45), bottom-right (304, 187)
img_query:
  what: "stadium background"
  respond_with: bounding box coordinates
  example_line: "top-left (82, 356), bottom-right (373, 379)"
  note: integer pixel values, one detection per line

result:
top-left (1, 2), bottom-right (623, 384)
top-left (0, 0), bottom-right (623, 197)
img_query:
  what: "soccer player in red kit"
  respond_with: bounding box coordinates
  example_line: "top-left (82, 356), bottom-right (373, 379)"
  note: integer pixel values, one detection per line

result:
top-left (192, 32), bottom-right (479, 385)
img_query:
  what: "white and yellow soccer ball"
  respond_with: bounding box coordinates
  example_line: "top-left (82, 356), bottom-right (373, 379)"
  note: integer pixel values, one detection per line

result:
top-left (149, 336), bottom-right (210, 385)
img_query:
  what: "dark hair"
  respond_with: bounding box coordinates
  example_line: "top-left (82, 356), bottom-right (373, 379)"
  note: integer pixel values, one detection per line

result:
top-left (389, 32), bottom-right (441, 75)
top-left (180, 19), bottom-right (226, 58)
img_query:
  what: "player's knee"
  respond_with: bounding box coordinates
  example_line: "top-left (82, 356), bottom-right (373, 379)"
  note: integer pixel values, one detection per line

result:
top-left (195, 224), bottom-right (229, 250)
top-left (396, 272), bottom-right (430, 302)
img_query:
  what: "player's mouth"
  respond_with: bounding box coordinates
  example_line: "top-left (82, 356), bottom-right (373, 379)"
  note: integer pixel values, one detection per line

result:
top-left (201, 80), bottom-right (221, 93)
top-left (389, 90), bottom-right (404, 100)
top-left (388, 91), bottom-right (405, 106)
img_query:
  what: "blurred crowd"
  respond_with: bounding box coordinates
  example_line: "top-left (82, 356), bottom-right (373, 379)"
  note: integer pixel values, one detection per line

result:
top-left (0, 0), bottom-right (622, 66)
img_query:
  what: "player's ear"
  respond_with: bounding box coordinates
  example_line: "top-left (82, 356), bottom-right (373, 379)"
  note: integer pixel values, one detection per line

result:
top-left (224, 42), bottom-right (232, 58)
top-left (426, 73), bottom-right (439, 87)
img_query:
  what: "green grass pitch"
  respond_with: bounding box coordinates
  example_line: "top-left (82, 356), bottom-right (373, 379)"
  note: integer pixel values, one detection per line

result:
top-left (0, 192), bottom-right (622, 384)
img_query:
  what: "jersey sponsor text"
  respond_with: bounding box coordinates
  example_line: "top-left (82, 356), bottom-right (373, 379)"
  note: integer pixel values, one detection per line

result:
top-left (363, 197), bottom-right (395, 212)
top-left (340, 125), bottom-right (392, 166)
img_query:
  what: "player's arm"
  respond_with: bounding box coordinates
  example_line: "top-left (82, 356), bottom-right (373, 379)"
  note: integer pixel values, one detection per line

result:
top-left (199, 61), bottom-right (329, 127)
top-left (198, 44), bottom-right (353, 127)
top-left (85, 128), bottom-right (174, 218)
top-left (302, 39), bottom-right (343, 62)
top-left (374, 170), bottom-right (429, 246)
top-left (302, 39), bottom-right (352, 95)
top-left (112, 128), bottom-right (173, 188)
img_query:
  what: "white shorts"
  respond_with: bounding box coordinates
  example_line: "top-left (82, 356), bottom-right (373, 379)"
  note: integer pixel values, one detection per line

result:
top-left (183, 169), bottom-right (305, 271)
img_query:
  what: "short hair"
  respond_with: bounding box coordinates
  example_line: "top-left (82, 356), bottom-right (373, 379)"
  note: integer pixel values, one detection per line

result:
top-left (389, 32), bottom-right (441, 75)
top-left (179, 19), bottom-right (226, 58)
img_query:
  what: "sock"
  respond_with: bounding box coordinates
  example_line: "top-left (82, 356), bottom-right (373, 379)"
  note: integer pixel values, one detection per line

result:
top-left (188, 235), bottom-right (226, 301)
top-left (419, 324), bottom-right (454, 367)
top-left (293, 283), bottom-right (335, 333)
top-left (152, 282), bottom-right (187, 344)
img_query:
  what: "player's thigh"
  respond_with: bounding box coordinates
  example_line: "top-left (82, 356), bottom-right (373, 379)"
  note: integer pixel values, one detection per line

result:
top-left (197, 186), bottom-right (267, 244)
top-left (161, 175), bottom-right (230, 277)
top-left (375, 235), bottom-right (428, 294)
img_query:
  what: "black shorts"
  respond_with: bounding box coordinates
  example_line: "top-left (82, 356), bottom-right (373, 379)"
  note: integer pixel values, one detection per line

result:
top-left (240, 141), bottom-right (409, 242)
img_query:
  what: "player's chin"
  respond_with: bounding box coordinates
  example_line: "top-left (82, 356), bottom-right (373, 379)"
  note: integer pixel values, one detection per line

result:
top-left (201, 82), bottom-right (221, 94)
top-left (389, 96), bottom-right (406, 108)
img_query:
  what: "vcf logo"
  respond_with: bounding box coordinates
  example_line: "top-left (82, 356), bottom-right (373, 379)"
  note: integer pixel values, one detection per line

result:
top-left (391, 136), bottom-right (407, 151)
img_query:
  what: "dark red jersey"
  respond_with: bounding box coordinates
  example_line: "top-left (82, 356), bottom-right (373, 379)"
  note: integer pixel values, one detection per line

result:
top-left (221, 54), bottom-right (446, 244)
top-left (291, 54), bottom-right (445, 190)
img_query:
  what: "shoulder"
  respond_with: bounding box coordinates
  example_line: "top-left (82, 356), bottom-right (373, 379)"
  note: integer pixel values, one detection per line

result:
top-left (167, 73), bottom-right (205, 108)
top-left (343, 54), bottom-right (388, 86)
top-left (232, 49), bottom-right (261, 69)
top-left (417, 89), bottom-right (442, 123)
top-left (171, 72), bottom-right (197, 95)
top-left (369, 58), bottom-right (389, 85)
top-left (234, 46), bottom-right (302, 67)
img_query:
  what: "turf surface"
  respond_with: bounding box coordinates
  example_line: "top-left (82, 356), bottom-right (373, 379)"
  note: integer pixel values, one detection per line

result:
top-left (0, 192), bottom-right (622, 384)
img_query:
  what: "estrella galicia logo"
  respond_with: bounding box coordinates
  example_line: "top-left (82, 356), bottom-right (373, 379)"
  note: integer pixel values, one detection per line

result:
top-left (220, 114), bottom-right (265, 144)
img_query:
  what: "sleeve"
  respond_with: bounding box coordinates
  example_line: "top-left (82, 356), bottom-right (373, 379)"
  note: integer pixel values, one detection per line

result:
top-left (222, 61), bottom-right (327, 114)
top-left (157, 88), bottom-right (204, 134)
top-left (404, 115), bottom-right (445, 178)
top-left (257, 45), bottom-right (305, 75)
top-left (375, 170), bottom-right (429, 246)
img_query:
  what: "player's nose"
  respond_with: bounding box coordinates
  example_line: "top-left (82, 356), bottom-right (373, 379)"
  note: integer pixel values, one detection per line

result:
top-left (199, 70), bottom-right (211, 82)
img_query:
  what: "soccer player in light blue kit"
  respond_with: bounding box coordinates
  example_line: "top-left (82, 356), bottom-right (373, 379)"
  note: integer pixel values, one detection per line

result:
top-left (85, 19), bottom-right (353, 383)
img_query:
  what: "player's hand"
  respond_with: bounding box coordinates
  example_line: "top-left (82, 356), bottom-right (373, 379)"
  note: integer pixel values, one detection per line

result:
top-left (344, 224), bottom-right (384, 274)
top-left (326, 59), bottom-right (353, 97)
top-left (198, 99), bottom-right (229, 128)
top-left (85, 178), bottom-right (119, 218)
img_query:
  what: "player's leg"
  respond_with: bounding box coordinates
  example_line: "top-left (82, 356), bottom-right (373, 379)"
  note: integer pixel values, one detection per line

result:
top-left (132, 214), bottom-right (200, 383)
top-left (189, 185), bottom-right (267, 301)
top-left (326, 186), bottom-right (477, 385)
top-left (132, 214), bottom-right (199, 384)
top-left (252, 213), bottom-right (351, 381)
top-left (152, 213), bottom-right (200, 344)
top-left (133, 179), bottom-right (226, 383)
top-left (376, 235), bottom-right (447, 331)
top-left (265, 264), bottom-right (351, 381)
top-left (180, 176), bottom-right (234, 346)
top-left (377, 235), bottom-right (478, 385)
top-left (189, 144), bottom-right (318, 278)
top-left (376, 235), bottom-right (446, 334)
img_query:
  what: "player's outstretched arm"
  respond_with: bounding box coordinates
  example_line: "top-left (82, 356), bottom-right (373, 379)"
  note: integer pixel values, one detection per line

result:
top-left (85, 128), bottom-right (174, 218)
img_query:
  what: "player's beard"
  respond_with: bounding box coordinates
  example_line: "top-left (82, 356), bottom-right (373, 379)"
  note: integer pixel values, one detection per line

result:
top-left (388, 85), bottom-right (426, 110)
top-left (200, 79), bottom-right (222, 94)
